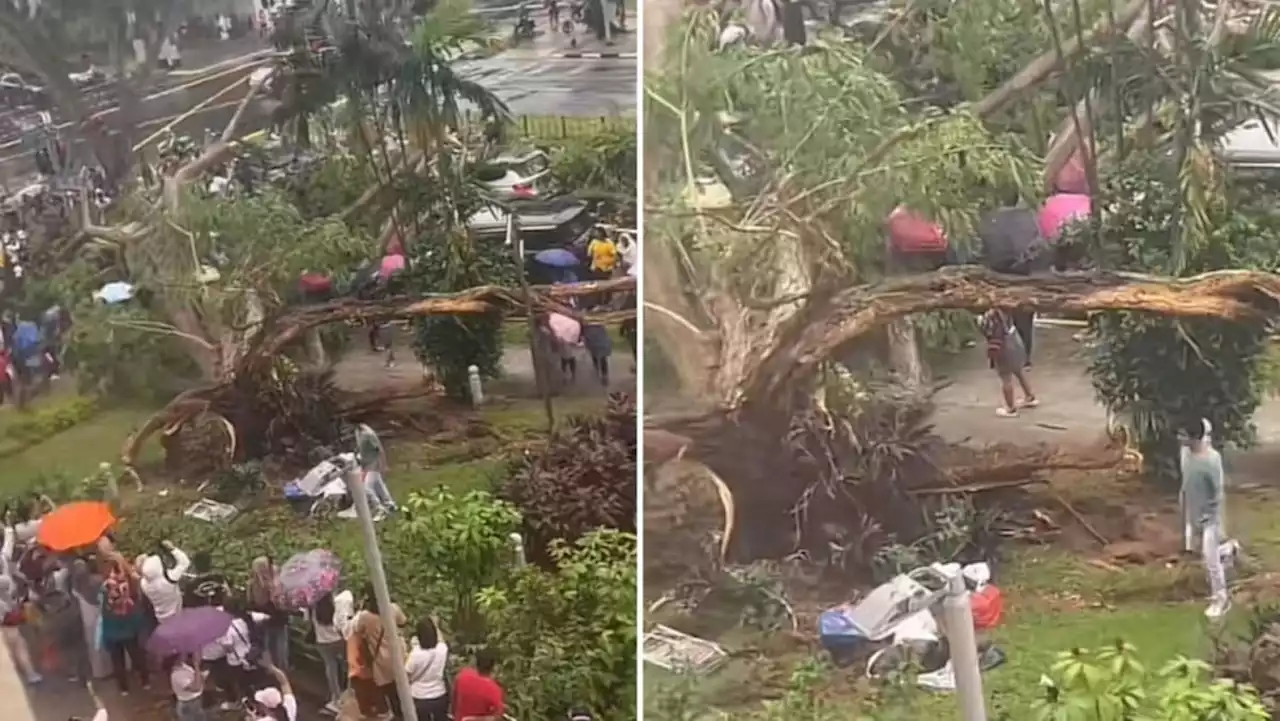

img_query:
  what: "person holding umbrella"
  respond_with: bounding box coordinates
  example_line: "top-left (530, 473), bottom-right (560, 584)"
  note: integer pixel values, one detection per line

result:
top-left (976, 191), bottom-right (1052, 366)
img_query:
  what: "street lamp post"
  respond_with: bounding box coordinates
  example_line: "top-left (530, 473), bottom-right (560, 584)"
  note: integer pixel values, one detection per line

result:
top-left (348, 470), bottom-right (419, 721)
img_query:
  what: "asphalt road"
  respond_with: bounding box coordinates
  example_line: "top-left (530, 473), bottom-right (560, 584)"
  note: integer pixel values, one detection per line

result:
top-left (457, 55), bottom-right (636, 116)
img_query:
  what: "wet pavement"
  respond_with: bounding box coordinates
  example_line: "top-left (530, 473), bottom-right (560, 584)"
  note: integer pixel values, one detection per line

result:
top-left (457, 54), bottom-right (635, 116)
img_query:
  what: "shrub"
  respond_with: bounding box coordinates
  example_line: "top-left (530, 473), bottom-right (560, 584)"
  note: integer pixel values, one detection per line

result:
top-left (498, 393), bottom-right (637, 564)
top-left (4, 396), bottom-right (100, 446)
top-left (478, 529), bottom-right (637, 721)
top-left (1084, 156), bottom-right (1277, 484)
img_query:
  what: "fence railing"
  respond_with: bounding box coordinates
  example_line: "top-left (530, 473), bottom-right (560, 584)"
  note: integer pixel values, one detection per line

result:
top-left (461, 111), bottom-right (635, 140)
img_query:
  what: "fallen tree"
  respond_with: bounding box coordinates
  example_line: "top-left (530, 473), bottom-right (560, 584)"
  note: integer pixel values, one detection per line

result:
top-left (123, 277), bottom-right (637, 469)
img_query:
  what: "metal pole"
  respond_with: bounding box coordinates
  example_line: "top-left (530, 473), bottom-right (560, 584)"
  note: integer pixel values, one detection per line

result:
top-left (602, 0), bottom-right (613, 44)
top-left (942, 572), bottom-right (988, 721)
top-left (509, 213), bottom-right (555, 432)
top-left (348, 469), bottom-right (419, 721)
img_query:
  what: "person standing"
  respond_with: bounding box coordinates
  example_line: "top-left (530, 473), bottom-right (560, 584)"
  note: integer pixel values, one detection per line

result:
top-left (1180, 417), bottom-right (1233, 619)
top-left (308, 590), bottom-right (353, 715)
top-left (69, 560), bottom-right (111, 680)
top-left (453, 649), bottom-right (505, 721)
top-left (977, 192), bottom-right (1049, 366)
top-left (248, 557), bottom-right (290, 670)
top-left (99, 554), bottom-right (149, 694)
top-left (407, 617), bottom-right (449, 721)
top-left (140, 540), bottom-right (191, 623)
top-left (355, 423), bottom-right (397, 517)
top-left (978, 308), bottom-right (1038, 418)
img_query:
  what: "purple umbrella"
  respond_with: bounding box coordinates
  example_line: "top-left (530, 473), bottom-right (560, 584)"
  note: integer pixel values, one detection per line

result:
top-left (146, 606), bottom-right (233, 658)
top-left (279, 549), bottom-right (342, 610)
top-left (534, 248), bottom-right (580, 268)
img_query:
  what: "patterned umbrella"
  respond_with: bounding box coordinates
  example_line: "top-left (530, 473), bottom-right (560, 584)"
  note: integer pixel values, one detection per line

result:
top-left (278, 549), bottom-right (342, 609)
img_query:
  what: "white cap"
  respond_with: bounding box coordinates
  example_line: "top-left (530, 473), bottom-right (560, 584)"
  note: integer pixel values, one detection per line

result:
top-left (254, 687), bottom-right (283, 708)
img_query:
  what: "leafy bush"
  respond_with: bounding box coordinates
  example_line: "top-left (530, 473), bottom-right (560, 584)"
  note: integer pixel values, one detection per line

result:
top-left (209, 462), bottom-right (268, 504)
top-left (478, 529), bottom-right (637, 721)
top-left (397, 487), bottom-right (522, 644)
top-left (1028, 643), bottom-right (1268, 721)
top-left (498, 393), bottom-right (637, 564)
top-left (3, 396), bottom-right (99, 446)
top-left (410, 234), bottom-right (518, 399)
top-left (1085, 156), bottom-right (1277, 484)
top-left (549, 123), bottom-right (638, 196)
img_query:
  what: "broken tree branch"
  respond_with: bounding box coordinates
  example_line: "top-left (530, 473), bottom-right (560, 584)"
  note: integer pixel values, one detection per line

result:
top-left (742, 266), bottom-right (1280, 407)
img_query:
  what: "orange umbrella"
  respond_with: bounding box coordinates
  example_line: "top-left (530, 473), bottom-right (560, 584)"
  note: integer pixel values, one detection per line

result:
top-left (36, 501), bottom-right (116, 551)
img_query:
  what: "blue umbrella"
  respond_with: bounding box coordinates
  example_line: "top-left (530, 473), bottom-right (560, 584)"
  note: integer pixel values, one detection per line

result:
top-left (534, 248), bottom-right (580, 268)
top-left (93, 281), bottom-right (135, 304)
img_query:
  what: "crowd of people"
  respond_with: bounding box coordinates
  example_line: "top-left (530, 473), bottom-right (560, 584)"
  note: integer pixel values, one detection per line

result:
top-left (0, 507), bottom-right (509, 720)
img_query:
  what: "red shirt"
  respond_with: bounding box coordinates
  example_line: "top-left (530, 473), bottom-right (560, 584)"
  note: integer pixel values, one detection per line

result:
top-left (453, 667), bottom-right (505, 720)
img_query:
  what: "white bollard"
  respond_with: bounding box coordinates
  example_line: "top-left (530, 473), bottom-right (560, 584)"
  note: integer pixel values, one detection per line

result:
top-left (468, 364), bottom-right (484, 406)
top-left (510, 532), bottom-right (526, 567)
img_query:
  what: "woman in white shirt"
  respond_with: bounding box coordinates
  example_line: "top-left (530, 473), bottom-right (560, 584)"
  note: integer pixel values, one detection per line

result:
top-left (165, 653), bottom-right (206, 721)
top-left (217, 597), bottom-right (256, 710)
top-left (140, 541), bottom-right (191, 622)
top-left (406, 616), bottom-right (449, 721)
top-left (307, 589), bottom-right (352, 714)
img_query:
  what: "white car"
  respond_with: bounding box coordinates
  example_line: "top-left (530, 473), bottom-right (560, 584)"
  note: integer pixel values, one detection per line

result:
top-left (481, 149), bottom-right (551, 199)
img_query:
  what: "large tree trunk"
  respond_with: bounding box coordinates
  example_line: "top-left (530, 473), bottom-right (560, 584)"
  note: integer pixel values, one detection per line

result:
top-left (650, 266), bottom-right (1280, 565)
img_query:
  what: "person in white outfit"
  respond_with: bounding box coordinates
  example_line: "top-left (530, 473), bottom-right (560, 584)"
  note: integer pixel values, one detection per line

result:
top-left (139, 541), bottom-right (191, 622)
top-left (307, 589), bottom-right (353, 714)
top-left (406, 616), bottom-right (449, 721)
top-left (1179, 417), bottom-right (1236, 619)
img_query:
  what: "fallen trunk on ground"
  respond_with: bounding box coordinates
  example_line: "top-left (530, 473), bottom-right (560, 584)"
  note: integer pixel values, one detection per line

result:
top-left (648, 266), bottom-right (1278, 567)
top-left (125, 277), bottom-right (638, 469)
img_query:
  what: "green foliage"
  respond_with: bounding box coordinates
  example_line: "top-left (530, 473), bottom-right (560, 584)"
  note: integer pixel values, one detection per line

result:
top-left (178, 190), bottom-right (370, 310)
top-left (647, 14), bottom-right (1037, 293)
top-left (398, 487), bottom-right (522, 641)
top-left (549, 122), bottom-right (638, 196)
top-left (477, 529), bottom-right (637, 721)
top-left (209, 462), bottom-right (268, 504)
top-left (2, 396), bottom-right (99, 449)
top-left (1085, 158), bottom-right (1278, 483)
top-left (498, 394), bottom-right (637, 562)
top-left (64, 301), bottom-right (204, 402)
top-left (409, 232), bottom-right (518, 399)
top-left (288, 152), bottom-right (379, 220)
top-left (1030, 643), bottom-right (1269, 721)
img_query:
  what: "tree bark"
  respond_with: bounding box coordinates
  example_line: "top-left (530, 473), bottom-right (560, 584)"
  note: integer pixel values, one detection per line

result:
top-left (742, 266), bottom-right (1280, 408)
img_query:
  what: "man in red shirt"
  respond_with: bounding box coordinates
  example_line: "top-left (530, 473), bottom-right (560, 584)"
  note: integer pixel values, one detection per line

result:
top-left (453, 649), bottom-right (505, 720)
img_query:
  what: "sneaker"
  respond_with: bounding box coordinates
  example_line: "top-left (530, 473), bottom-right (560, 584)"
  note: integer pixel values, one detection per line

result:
top-left (25, 674), bottom-right (42, 685)
top-left (219, 701), bottom-right (239, 711)
top-left (996, 407), bottom-right (1019, 418)
top-left (1019, 397), bottom-right (1040, 409)
top-left (322, 702), bottom-right (340, 715)
top-left (1206, 597), bottom-right (1232, 619)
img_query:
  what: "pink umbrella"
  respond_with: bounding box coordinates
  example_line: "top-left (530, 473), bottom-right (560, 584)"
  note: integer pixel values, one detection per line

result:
top-left (886, 206), bottom-right (948, 253)
top-left (547, 313), bottom-right (582, 345)
top-left (379, 254), bottom-right (406, 279)
top-left (1038, 193), bottom-right (1091, 241)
